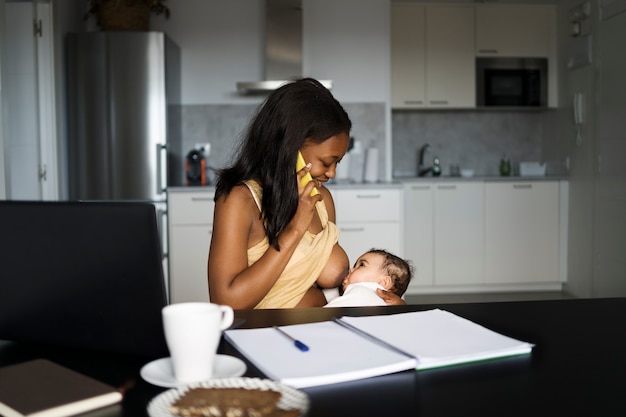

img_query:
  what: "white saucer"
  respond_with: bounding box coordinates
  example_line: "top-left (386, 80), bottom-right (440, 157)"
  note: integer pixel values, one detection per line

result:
top-left (140, 355), bottom-right (247, 388)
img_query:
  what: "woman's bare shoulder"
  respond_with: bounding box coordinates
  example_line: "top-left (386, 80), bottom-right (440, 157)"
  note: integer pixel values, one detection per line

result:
top-left (216, 183), bottom-right (255, 207)
top-left (214, 184), bottom-right (259, 223)
top-left (212, 184), bottom-right (263, 248)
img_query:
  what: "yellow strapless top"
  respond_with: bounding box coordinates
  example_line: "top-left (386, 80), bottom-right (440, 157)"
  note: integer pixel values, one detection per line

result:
top-left (244, 180), bottom-right (338, 309)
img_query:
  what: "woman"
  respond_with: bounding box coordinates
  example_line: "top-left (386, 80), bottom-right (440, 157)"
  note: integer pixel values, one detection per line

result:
top-left (208, 78), bottom-right (403, 309)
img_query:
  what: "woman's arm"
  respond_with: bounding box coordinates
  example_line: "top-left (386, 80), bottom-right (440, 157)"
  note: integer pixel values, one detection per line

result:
top-left (208, 177), bottom-right (321, 309)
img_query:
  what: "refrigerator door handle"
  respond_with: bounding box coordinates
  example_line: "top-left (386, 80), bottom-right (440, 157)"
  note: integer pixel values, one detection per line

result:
top-left (156, 144), bottom-right (167, 195)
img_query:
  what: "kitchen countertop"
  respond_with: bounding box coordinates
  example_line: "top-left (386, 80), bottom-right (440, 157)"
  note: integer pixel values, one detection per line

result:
top-left (168, 182), bottom-right (406, 192)
top-left (167, 176), bottom-right (569, 193)
top-left (168, 185), bottom-right (216, 192)
top-left (396, 175), bottom-right (568, 182)
top-left (327, 181), bottom-right (403, 189)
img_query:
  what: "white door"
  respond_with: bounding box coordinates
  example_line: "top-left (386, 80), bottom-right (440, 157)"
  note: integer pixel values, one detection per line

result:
top-left (1, 0), bottom-right (58, 200)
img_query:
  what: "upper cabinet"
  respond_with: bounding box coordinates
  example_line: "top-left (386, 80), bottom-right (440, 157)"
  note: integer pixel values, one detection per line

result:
top-left (391, 3), bottom-right (557, 110)
top-left (391, 4), bottom-right (475, 109)
top-left (475, 5), bottom-right (556, 58)
top-left (391, 4), bottom-right (426, 108)
top-left (427, 6), bottom-right (476, 109)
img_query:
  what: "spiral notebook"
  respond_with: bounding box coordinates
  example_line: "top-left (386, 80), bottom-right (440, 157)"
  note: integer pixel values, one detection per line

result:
top-left (225, 309), bottom-right (534, 388)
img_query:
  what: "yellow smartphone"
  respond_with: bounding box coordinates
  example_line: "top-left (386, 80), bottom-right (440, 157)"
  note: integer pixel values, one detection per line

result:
top-left (296, 151), bottom-right (319, 196)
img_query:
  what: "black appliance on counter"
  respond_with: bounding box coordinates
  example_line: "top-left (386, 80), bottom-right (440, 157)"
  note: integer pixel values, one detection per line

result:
top-left (186, 149), bottom-right (206, 186)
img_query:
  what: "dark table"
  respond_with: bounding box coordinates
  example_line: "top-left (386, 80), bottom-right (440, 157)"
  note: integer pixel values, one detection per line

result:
top-left (2, 298), bottom-right (625, 416)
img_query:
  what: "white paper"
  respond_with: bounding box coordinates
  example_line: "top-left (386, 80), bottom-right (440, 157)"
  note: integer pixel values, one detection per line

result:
top-left (225, 321), bottom-right (417, 388)
top-left (341, 309), bottom-right (534, 369)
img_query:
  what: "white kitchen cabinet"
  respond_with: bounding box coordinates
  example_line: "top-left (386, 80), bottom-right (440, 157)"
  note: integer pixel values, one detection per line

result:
top-left (332, 187), bottom-right (403, 265)
top-left (403, 181), bottom-right (484, 291)
top-left (475, 5), bottom-right (556, 58)
top-left (426, 6), bottom-right (476, 108)
top-left (403, 183), bottom-right (434, 288)
top-left (484, 181), bottom-right (560, 285)
top-left (391, 4), bottom-right (425, 108)
top-left (168, 189), bottom-right (215, 303)
top-left (391, 4), bottom-right (475, 109)
top-left (434, 182), bottom-right (485, 286)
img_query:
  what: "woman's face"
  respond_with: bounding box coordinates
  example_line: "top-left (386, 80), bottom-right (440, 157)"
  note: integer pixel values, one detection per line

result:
top-left (300, 132), bottom-right (350, 184)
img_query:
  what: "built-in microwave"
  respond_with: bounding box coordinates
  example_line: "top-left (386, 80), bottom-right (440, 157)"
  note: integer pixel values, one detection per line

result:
top-left (476, 58), bottom-right (548, 108)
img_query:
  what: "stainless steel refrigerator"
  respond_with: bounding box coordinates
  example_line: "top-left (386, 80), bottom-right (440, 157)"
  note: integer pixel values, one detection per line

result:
top-left (66, 31), bottom-right (180, 202)
top-left (66, 31), bottom-right (181, 285)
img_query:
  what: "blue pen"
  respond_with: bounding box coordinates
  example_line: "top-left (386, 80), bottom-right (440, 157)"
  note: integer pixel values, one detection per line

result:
top-left (273, 326), bottom-right (309, 352)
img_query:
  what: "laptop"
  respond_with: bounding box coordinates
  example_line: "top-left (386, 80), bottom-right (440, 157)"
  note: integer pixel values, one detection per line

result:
top-left (0, 200), bottom-right (169, 358)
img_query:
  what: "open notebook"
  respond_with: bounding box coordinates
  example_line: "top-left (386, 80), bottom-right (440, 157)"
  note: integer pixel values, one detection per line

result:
top-left (225, 309), bottom-right (534, 388)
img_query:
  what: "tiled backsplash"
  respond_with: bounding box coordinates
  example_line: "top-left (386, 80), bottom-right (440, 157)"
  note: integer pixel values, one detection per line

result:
top-left (168, 103), bottom-right (560, 186)
top-left (392, 110), bottom-right (558, 177)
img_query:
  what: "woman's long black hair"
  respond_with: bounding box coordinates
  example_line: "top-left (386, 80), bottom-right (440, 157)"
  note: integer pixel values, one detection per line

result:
top-left (215, 78), bottom-right (352, 250)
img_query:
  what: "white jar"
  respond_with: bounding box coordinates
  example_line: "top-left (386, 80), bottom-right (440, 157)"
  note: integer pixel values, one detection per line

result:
top-left (348, 141), bottom-right (365, 183)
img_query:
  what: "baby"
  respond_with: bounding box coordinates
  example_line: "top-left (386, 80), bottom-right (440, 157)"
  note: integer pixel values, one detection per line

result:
top-left (324, 249), bottom-right (412, 308)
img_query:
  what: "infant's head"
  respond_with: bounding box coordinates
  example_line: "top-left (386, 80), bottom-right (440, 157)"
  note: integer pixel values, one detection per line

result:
top-left (342, 249), bottom-right (412, 297)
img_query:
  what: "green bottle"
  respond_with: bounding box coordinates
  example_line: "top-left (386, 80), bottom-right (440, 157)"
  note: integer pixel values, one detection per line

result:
top-left (500, 155), bottom-right (511, 177)
top-left (432, 157), bottom-right (441, 177)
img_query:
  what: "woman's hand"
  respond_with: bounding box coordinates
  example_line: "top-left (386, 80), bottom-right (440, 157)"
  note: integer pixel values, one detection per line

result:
top-left (376, 288), bottom-right (407, 306)
top-left (289, 163), bottom-right (323, 234)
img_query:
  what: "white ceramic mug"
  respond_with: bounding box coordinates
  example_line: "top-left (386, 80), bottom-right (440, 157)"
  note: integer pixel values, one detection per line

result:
top-left (162, 302), bottom-right (234, 383)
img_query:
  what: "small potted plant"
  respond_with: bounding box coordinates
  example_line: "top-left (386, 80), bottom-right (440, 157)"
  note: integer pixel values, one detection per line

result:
top-left (84, 0), bottom-right (170, 31)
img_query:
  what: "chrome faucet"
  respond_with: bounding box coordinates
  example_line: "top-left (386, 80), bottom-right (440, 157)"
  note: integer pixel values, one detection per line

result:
top-left (417, 144), bottom-right (432, 177)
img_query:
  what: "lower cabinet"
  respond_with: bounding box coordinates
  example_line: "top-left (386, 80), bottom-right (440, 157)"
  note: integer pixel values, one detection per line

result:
top-left (168, 189), bottom-right (215, 303)
top-left (484, 181), bottom-right (561, 284)
top-left (332, 187), bottom-right (403, 265)
top-left (404, 181), bottom-right (484, 292)
top-left (434, 182), bottom-right (485, 285)
top-left (403, 179), bottom-right (565, 293)
top-left (404, 183), bottom-right (434, 287)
